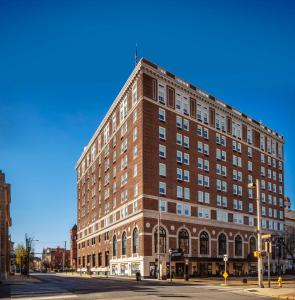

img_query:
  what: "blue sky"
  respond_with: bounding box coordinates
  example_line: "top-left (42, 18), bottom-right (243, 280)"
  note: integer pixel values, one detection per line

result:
top-left (0, 0), bottom-right (294, 254)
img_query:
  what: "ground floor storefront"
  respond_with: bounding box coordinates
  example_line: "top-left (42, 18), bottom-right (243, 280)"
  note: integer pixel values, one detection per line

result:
top-left (77, 256), bottom-right (289, 278)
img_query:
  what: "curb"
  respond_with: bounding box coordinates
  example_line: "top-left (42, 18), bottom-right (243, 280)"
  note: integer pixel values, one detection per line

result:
top-left (272, 296), bottom-right (295, 300)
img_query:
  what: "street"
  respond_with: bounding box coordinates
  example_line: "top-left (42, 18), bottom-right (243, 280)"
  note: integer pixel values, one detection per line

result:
top-left (0, 274), bottom-right (271, 300)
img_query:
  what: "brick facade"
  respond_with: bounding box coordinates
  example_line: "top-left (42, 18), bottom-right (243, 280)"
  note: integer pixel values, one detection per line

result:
top-left (76, 59), bottom-right (286, 277)
top-left (0, 170), bottom-right (11, 280)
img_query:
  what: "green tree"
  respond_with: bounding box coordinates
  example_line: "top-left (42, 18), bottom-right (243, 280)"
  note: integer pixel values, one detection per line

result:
top-left (15, 244), bottom-right (27, 266)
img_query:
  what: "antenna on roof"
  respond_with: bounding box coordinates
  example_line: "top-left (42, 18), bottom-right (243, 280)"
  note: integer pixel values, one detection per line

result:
top-left (134, 43), bottom-right (138, 67)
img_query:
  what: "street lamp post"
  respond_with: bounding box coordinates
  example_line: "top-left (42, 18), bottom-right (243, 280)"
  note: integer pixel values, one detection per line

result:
top-left (169, 249), bottom-right (173, 283)
top-left (248, 179), bottom-right (264, 288)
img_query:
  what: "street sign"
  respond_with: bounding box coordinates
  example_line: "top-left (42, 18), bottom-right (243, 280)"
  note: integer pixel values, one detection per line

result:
top-left (223, 272), bottom-right (228, 279)
top-left (223, 254), bottom-right (228, 262)
top-left (262, 234), bottom-right (271, 239)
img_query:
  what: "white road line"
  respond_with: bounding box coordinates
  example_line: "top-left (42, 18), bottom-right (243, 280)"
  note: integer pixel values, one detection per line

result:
top-left (12, 295), bottom-right (78, 300)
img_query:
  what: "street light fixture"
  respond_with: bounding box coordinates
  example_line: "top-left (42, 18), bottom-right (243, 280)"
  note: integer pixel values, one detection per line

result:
top-left (248, 179), bottom-right (264, 288)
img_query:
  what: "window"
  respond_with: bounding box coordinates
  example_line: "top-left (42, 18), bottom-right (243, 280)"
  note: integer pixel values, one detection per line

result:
top-left (233, 213), bottom-right (243, 224)
top-left (178, 229), bottom-right (189, 254)
top-left (204, 144), bottom-right (209, 155)
top-left (133, 228), bottom-right (139, 254)
top-left (184, 187), bottom-right (190, 200)
top-left (248, 161), bottom-right (253, 171)
top-left (249, 237), bottom-right (256, 254)
top-left (177, 151), bottom-right (183, 163)
top-left (199, 231), bottom-right (209, 255)
top-left (249, 203), bottom-right (253, 213)
top-left (176, 133), bottom-right (182, 145)
top-left (122, 232), bottom-right (127, 255)
top-left (218, 233), bottom-right (227, 255)
top-left (204, 160), bottom-right (209, 171)
top-left (159, 163), bottom-right (166, 177)
top-left (184, 170), bottom-right (190, 182)
top-left (133, 127), bottom-right (138, 141)
top-left (217, 210), bottom-right (228, 223)
top-left (154, 227), bottom-right (166, 253)
top-left (159, 108), bottom-right (166, 121)
top-left (184, 204), bottom-right (191, 216)
top-left (113, 235), bottom-right (117, 257)
top-left (203, 128), bottom-right (209, 139)
top-left (183, 136), bottom-right (189, 148)
top-left (176, 116), bottom-right (182, 128)
top-left (235, 235), bottom-right (242, 256)
top-left (159, 127), bottom-right (166, 140)
top-left (158, 83), bottom-right (166, 103)
top-left (177, 168), bottom-right (183, 181)
top-left (177, 186), bottom-right (183, 198)
top-left (183, 153), bottom-right (190, 165)
top-left (120, 97), bottom-right (128, 123)
top-left (198, 207), bottom-right (210, 219)
top-left (177, 203), bottom-right (183, 215)
top-left (159, 182), bottom-right (166, 195)
top-left (159, 200), bottom-right (167, 212)
top-left (159, 145), bottom-right (166, 158)
top-left (132, 83), bottom-right (137, 106)
top-left (183, 119), bottom-right (189, 131)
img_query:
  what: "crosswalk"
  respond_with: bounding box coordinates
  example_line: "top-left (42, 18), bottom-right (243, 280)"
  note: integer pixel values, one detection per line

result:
top-left (10, 283), bottom-right (77, 299)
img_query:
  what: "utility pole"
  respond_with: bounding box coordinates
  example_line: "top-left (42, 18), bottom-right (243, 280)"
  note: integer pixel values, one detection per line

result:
top-left (62, 241), bottom-right (66, 272)
top-left (248, 179), bottom-right (264, 288)
top-left (255, 179), bottom-right (264, 288)
top-left (157, 210), bottom-right (161, 280)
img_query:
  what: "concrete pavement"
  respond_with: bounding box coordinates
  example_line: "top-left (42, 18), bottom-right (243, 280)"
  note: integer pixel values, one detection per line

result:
top-left (0, 273), bottom-right (294, 300)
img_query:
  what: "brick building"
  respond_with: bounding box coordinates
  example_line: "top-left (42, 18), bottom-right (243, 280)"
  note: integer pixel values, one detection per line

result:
top-left (76, 59), bottom-right (286, 277)
top-left (0, 170), bottom-right (12, 280)
top-left (42, 247), bottom-right (70, 271)
top-left (70, 224), bottom-right (77, 269)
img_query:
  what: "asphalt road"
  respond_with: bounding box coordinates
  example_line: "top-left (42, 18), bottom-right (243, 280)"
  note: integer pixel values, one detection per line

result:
top-left (0, 273), bottom-right (270, 300)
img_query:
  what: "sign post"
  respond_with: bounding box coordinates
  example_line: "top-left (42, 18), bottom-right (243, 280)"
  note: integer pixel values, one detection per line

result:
top-left (223, 254), bottom-right (228, 285)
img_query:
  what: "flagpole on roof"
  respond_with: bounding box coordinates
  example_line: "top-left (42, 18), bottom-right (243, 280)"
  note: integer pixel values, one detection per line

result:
top-left (135, 43), bottom-right (138, 67)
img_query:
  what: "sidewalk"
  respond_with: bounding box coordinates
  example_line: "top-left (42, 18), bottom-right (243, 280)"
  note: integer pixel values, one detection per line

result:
top-left (56, 272), bottom-right (295, 286)
top-left (246, 286), bottom-right (295, 300)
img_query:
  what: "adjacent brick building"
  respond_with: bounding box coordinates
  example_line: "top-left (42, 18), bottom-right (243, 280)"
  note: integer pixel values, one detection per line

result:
top-left (42, 247), bottom-right (70, 271)
top-left (70, 224), bottom-right (77, 269)
top-left (76, 59), bottom-right (286, 277)
top-left (0, 170), bottom-right (12, 280)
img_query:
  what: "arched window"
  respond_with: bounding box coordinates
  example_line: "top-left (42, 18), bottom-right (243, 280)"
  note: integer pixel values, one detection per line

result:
top-left (199, 231), bottom-right (209, 255)
top-left (133, 228), bottom-right (139, 254)
top-left (218, 233), bottom-right (227, 256)
top-left (249, 237), bottom-right (256, 254)
top-left (178, 229), bottom-right (189, 254)
top-left (154, 226), bottom-right (167, 253)
top-left (113, 235), bottom-right (117, 257)
top-left (235, 235), bottom-right (243, 256)
top-left (122, 232), bottom-right (127, 256)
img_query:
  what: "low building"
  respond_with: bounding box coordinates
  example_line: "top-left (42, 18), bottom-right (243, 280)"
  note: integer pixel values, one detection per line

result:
top-left (42, 247), bottom-right (70, 271)
top-left (0, 170), bottom-right (12, 280)
top-left (285, 210), bottom-right (295, 273)
top-left (70, 225), bottom-right (77, 269)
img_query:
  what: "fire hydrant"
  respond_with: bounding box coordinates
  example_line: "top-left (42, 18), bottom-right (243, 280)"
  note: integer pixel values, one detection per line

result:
top-left (278, 276), bottom-right (283, 288)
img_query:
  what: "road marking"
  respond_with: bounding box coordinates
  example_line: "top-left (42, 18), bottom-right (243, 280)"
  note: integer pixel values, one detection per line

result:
top-left (12, 295), bottom-right (78, 300)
